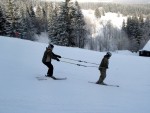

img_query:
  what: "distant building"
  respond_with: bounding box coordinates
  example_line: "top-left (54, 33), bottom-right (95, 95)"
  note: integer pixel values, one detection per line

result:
top-left (139, 40), bottom-right (150, 57)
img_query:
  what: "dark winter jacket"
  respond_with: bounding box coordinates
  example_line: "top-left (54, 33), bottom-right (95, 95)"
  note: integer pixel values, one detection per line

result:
top-left (42, 48), bottom-right (61, 63)
top-left (99, 55), bottom-right (109, 69)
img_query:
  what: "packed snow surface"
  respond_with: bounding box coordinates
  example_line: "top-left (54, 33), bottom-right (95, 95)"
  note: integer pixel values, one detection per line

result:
top-left (0, 36), bottom-right (150, 113)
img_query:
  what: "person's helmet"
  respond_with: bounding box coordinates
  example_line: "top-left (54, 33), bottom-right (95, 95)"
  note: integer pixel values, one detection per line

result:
top-left (47, 44), bottom-right (54, 49)
top-left (106, 52), bottom-right (112, 57)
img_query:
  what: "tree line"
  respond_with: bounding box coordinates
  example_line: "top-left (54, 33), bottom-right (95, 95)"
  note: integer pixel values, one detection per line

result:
top-left (0, 0), bottom-right (150, 52)
top-left (0, 0), bottom-right (87, 48)
top-left (122, 15), bottom-right (150, 52)
top-left (84, 2), bottom-right (150, 52)
top-left (80, 2), bottom-right (150, 17)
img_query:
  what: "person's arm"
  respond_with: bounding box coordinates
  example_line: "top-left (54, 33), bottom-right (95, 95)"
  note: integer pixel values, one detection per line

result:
top-left (52, 52), bottom-right (61, 61)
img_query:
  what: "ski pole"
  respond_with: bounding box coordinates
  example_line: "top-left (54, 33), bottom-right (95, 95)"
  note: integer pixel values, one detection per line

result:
top-left (60, 60), bottom-right (98, 68)
top-left (61, 57), bottom-right (81, 62)
top-left (61, 57), bottom-right (99, 65)
top-left (60, 60), bottom-right (87, 67)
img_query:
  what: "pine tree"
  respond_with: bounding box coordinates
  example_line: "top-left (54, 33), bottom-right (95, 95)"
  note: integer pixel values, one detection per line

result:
top-left (26, 5), bottom-right (36, 40)
top-left (49, 2), bottom-right (69, 46)
top-left (19, 7), bottom-right (28, 39)
top-left (70, 1), bottom-right (86, 48)
top-left (126, 16), bottom-right (134, 38)
top-left (47, 2), bottom-right (55, 34)
top-left (122, 19), bottom-right (126, 32)
top-left (42, 7), bottom-right (47, 32)
top-left (48, 3), bottom-right (60, 44)
top-left (125, 15), bottom-right (144, 52)
top-left (35, 5), bottom-right (44, 34)
top-left (94, 8), bottom-right (101, 18)
top-left (142, 16), bottom-right (150, 47)
top-left (49, 0), bottom-right (86, 47)
top-left (0, 5), bottom-right (6, 36)
top-left (4, 0), bottom-right (22, 37)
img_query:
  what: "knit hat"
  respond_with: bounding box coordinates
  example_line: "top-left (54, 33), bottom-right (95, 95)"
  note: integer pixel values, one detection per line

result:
top-left (47, 44), bottom-right (54, 49)
top-left (106, 52), bottom-right (112, 57)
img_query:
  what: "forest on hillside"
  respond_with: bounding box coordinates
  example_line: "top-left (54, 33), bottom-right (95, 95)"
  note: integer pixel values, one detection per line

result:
top-left (80, 2), bottom-right (150, 17)
top-left (0, 0), bottom-right (150, 52)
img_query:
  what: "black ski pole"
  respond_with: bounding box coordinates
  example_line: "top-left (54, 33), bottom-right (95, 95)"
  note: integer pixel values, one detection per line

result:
top-left (60, 60), bottom-right (98, 68)
top-left (61, 57), bottom-right (99, 65)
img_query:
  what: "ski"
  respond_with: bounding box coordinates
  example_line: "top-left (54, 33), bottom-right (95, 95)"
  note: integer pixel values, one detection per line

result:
top-left (45, 75), bottom-right (67, 80)
top-left (103, 84), bottom-right (119, 87)
top-left (88, 81), bottom-right (119, 87)
top-left (36, 76), bottom-right (67, 81)
top-left (36, 76), bottom-right (47, 80)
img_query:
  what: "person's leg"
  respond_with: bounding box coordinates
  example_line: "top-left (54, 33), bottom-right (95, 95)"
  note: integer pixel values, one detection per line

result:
top-left (43, 62), bottom-right (53, 77)
top-left (43, 62), bottom-right (49, 75)
top-left (99, 68), bottom-right (106, 84)
top-left (96, 68), bottom-right (106, 84)
top-left (96, 71), bottom-right (101, 84)
top-left (47, 63), bottom-right (53, 77)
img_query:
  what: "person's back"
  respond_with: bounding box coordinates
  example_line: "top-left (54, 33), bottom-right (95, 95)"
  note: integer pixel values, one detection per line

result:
top-left (99, 55), bottom-right (109, 69)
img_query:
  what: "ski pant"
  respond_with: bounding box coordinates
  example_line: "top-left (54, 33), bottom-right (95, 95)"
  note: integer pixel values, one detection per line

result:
top-left (97, 68), bottom-right (106, 84)
top-left (43, 62), bottom-right (53, 77)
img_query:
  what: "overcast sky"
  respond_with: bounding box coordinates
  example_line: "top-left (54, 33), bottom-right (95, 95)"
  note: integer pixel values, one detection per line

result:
top-left (43, 0), bottom-right (150, 4)
top-left (113, 0), bottom-right (150, 3)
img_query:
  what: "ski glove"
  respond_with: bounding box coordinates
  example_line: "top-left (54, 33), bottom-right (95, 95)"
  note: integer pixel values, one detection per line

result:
top-left (57, 55), bottom-right (61, 58)
top-left (56, 58), bottom-right (60, 61)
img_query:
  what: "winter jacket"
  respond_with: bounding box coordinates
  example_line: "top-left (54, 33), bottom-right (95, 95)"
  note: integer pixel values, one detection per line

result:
top-left (99, 55), bottom-right (109, 69)
top-left (42, 48), bottom-right (61, 63)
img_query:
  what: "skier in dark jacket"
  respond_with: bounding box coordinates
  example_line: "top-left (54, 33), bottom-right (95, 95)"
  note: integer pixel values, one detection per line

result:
top-left (42, 44), bottom-right (61, 77)
top-left (96, 52), bottom-right (112, 84)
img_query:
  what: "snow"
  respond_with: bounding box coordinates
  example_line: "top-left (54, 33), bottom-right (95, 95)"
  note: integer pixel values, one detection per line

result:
top-left (82, 10), bottom-right (126, 29)
top-left (142, 40), bottom-right (150, 51)
top-left (100, 12), bottom-right (126, 29)
top-left (34, 32), bottom-right (50, 44)
top-left (0, 36), bottom-right (150, 113)
top-left (82, 10), bottom-right (127, 38)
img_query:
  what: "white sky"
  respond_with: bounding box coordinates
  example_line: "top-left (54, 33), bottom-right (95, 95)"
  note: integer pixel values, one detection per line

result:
top-left (43, 0), bottom-right (113, 2)
top-left (71, 0), bottom-right (113, 2)
top-left (42, 0), bottom-right (113, 2)
top-left (42, 0), bottom-right (149, 3)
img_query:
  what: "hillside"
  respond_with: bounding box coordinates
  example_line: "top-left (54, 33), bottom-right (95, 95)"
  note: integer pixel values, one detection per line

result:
top-left (0, 36), bottom-right (150, 113)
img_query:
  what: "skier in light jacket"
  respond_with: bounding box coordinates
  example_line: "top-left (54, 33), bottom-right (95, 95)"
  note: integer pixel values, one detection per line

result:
top-left (96, 52), bottom-right (112, 84)
top-left (42, 44), bottom-right (61, 77)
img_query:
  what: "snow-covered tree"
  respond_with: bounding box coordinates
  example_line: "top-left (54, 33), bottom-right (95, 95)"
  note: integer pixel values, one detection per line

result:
top-left (4, 0), bottom-right (21, 37)
top-left (47, 2), bottom-right (57, 39)
top-left (125, 15), bottom-right (146, 52)
top-left (25, 5), bottom-right (36, 40)
top-left (0, 5), bottom-right (6, 36)
top-left (141, 16), bottom-right (150, 48)
top-left (69, 1), bottom-right (86, 48)
top-left (48, 2), bottom-right (69, 46)
top-left (35, 5), bottom-right (47, 34)
top-left (19, 7), bottom-right (28, 39)
top-left (94, 8), bottom-right (101, 18)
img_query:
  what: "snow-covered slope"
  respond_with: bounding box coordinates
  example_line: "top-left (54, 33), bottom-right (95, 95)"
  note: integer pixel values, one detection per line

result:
top-left (0, 36), bottom-right (150, 113)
